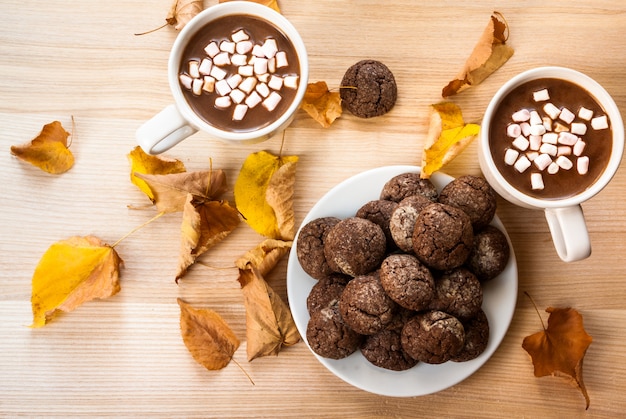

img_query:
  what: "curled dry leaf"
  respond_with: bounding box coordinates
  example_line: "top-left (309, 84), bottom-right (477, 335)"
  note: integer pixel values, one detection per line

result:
top-left (10, 121), bottom-right (74, 174)
top-left (219, 0), bottom-right (281, 14)
top-left (166, 0), bottom-right (203, 31)
top-left (128, 146), bottom-right (186, 202)
top-left (235, 238), bottom-right (292, 277)
top-left (177, 298), bottom-right (240, 370)
top-left (522, 306), bottom-right (593, 409)
top-left (301, 81), bottom-right (343, 128)
top-left (234, 151), bottom-right (298, 240)
top-left (442, 11), bottom-right (514, 97)
top-left (31, 236), bottom-right (122, 327)
top-left (420, 102), bottom-right (480, 179)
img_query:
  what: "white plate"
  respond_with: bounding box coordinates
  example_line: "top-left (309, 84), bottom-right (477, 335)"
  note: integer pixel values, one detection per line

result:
top-left (286, 165), bottom-right (518, 397)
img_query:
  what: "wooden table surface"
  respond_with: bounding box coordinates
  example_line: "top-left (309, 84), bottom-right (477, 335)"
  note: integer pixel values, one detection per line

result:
top-left (2, 0), bottom-right (626, 417)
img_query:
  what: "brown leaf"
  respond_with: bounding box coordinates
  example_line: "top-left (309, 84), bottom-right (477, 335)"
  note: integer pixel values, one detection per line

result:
top-left (11, 121), bottom-right (74, 174)
top-left (177, 298), bottom-right (240, 370)
top-left (219, 0), bottom-right (281, 13)
top-left (235, 238), bottom-right (292, 278)
top-left (522, 306), bottom-right (593, 409)
top-left (176, 194), bottom-right (241, 280)
top-left (166, 0), bottom-right (203, 31)
top-left (442, 12), bottom-right (514, 97)
top-left (301, 81), bottom-right (342, 128)
top-left (135, 170), bottom-right (228, 213)
top-left (127, 146), bottom-right (186, 202)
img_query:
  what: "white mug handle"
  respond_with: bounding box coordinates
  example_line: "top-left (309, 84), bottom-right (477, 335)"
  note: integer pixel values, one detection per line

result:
top-left (544, 205), bottom-right (591, 262)
top-left (136, 104), bottom-right (197, 155)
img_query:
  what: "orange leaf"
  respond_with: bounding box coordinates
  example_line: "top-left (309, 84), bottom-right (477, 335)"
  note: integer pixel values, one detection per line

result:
top-left (301, 81), bottom-right (342, 128)
top-left (219, 0), bottom-right (280, 13)
top-left (11, 121), bottom-right (74, 174)
top-left (127, 146), bottom-right (186, 202)
top-left (522, 307), bottom-right (593, 409)
top-left (177, 298), bottom-right (240, 370)
top-left (176, 194), bottom-right (240, 280)
top-left (30, 236), bottom-right (122, 327)
top-left (442, 11), bottom-right (514, 97)
top-left (166, 0), bottom-right (203, 30)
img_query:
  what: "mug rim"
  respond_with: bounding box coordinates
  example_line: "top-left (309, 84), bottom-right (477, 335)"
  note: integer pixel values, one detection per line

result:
top-left (167, 2), bottom-right (309, 142)
top-left (480, 66), bottom-right (624, 208)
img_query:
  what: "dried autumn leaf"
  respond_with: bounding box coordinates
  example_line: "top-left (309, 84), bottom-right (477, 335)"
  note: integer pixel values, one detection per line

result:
top-left (176, 194), bottom-right (241, 280)
top-left (301, 81), bottom-right (342, 128)
top-left (237, 262), bottom-right (300, 361)
top-left (420, 102), bottom-right (480, 179)
top-left (31, 236), bottom-right (122, 327)
top-left (177, 298), bottom-right (240, 370)
top-left (166, 0), bottom-right (203, 30)
top-left (219, 0), bottom-right (281, 13)
top-left (442, 11), bottom-right (514, 97)
top-left (235, 238), bottom-right (292, 277)
top-left (135, 169), bottom-right (228, 213)
top-left (128, 146), bottom-right (186, 202)
top-left (11, 121), bottom-right (74, 174)
top-left (522, 306), bottom-right (593, 409)
top-left (234, 151), bottom-right (298, 240)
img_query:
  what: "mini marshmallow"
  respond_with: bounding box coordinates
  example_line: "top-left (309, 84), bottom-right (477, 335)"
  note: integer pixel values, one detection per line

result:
top-left (213, 52), bottom-right (231, 66)
top-left (512, 109), bottom-right (531, 122)
top-left (256, 83), bottom-right (270, 98)
top-left (219, 41), bottom-right (236, 54)
top-left (554, 122), bottom-right (569, 133)
top-left (520, 122), bottom-right (531, 137)
top-left (179, 74), bottom-right (193, 90)
top-left (209, 65), bottom-right (227, 81)
top-left (559, 107), bottom-right (575, 124)
top-left (215, 79), bottom-right (232, 96)
top-left (512, 135), bottom-right (530, 151)
top-left (257, 73), bottom-right (270, 84)
top-left (507, 123), bottom-right (521, 138)
top-left (236, 40), bottom-right (253, 55)
top-left (189, 60), bottom-right (200, 79)
top-left (539, 143), bottom-right (557, 156)
top-left (192, 78), bottom-right (203, 96)
top-left (591, 115), bottom-right (609, 130)
top-left (230, 88), bottom-right (246, 104)
top-left (547, 162), bottom-right (560, 174)
top-left (227, 74), bottom-right (242, 89)
top-left (534, 153), bottom-right (553, 171)
top-left (570, 122), bottom-right (587, 135)
top-left (533, 89), bottom-right (550, 102)
top-left (214, 96), bottom-right (232, 109)
top-left (577, 156), bottom-right (590, 175)
top-left (514, 155), bottom-right (532, 173)
top-left (556, 155), bottom-right (573, 170)
top-left (504, 148), bottom-right (519, 165)
top-left (275, 51), bottom-right (288, 68)
top-left (542, 132), bottom-right (558, 144)
top-left (232, 104), bottom-right (248, 121)
top-left (238, 65), bottom-right (254, 77)
top-left (254, 57), bottom-right (268, 75)
top-left (204, 41), bottom-right (220, 58)
top-left (558, 131), bottom-right (578, 146)
top-left (268, 57), bottom-right (276, 74)
top-left (526, 151), bottom-right (539, 161)
top-left (529, 135), bottom-right (542, 151)
top-left (530, 110), bottom-right (543, 126)
top-left (573, 140), bottom-right (586, 156)
top-left (261, 38), bottom-right (278, 58)
top-left (578, 106), bottom-right (594, 121)
top-left (252, 44), bottom-right (265, 57)
top-left (543, 103), bottom-right (561, 120)
top-left (199, 58), bottom-right (213, 75)
top-left (268, 75), bottom-right (283, 91)
top-left (531, 173), bottom-right (545, 190)
top-left (245, 91), bottom-right (262, 108)
top-left (262, 91), bottom-right (282, 112)
top-left (239, 76), bottom-right (257, 94)
top-left (284, 75), bottom-right (299, 89)
top-left (231, 29), bottom-right (249, 43)
top-left (557, 146), bottom-right (572, 156)
top-left (202, 76), bottom-right (215, 93)
top-left (529, 124), bottom-right (546, 136)
top-left (543, 117), bottom-right (552, 132)
top-left (231, 54), bottom-right (248, 67)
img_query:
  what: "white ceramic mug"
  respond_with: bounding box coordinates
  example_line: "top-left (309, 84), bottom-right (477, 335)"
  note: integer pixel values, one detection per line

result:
top-left (479, 67), bottom-right (624, 262)
top-left (136, 2), bottom-right (309, 155)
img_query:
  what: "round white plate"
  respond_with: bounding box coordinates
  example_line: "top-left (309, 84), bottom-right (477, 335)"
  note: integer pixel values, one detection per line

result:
top-left (286, 165), bottom-right (518, 397)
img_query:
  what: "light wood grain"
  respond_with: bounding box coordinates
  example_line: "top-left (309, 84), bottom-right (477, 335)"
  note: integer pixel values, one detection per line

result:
top-left (2, 0), bottom-right (626, 417)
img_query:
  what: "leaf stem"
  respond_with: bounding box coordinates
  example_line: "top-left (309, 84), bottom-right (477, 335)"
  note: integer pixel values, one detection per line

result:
top-left (232, 357), bottom-right (255, 385)
top-left (524, 291), bottom-right (546, 331)
top-left (134, 23), bottom-right (168, 36)
top-left (111, 211), bottom-right (165, 248)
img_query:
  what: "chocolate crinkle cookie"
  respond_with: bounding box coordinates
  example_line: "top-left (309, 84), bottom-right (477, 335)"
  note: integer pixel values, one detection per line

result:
top-left (361, 327), bottom-right (418, 371)
top-left (380, 254), bottom-right (435, 311)
top-left (339, 272), bottom-right (396, 335)
top-left (451, 309), bottom-right (490, 362)
top-left (356, 199), bottom-right (399, 249)
top-left (324, 217), bottom-right (387, 277)
top-left (380, 172), bottom-right (438, 203)
top-left (296, 217), bottom-right (341, 280)
top-left (438, 175), bottom-right (497, 231)
top-left (306, 301), bottom-right (363, 360)
top-left (389, 194), bottom-right (434, 252)
top-left (306, 273), bottom-right (351, 315)
top-left (340, 60), bottom-right (397, 118)
top-left (430, 267), bottom-right (483, 321)
top-left (466, 225), bottom-right (510, 282)
top-left (412, 203), bottom-right (474, 271)
top-left (401, 310), bottom-right (465, 364)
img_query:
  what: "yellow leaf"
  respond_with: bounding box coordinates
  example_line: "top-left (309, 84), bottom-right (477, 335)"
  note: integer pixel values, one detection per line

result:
top-left (421, 102), bottom-right (480, 179)
top-left (301, 81), bottom-right (343, 127)
top-left (234, 151), bottom-right (298, 240)
top-left (31, 236), bottom-right (122, 327)
top-left (127, 146), bottom-right (186, 202)
top-left (11, 121), bottom-right (74, 174)
top-left (177, 298), bottom-right (240, 370)
top-left (219, 0), bottom-right (280, 13)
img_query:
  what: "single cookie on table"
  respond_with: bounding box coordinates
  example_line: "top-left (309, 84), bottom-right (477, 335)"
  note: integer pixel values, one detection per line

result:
top-left (324, 217), bottom-right (387, 277)
top-left (466, 225), bottom-right (510, 282)
top-left (438, 175), bottom-right (497, 231)
top-left (339, 59), bottom-right (397, 118)
top-left (412, 203), bottom-right (474, 271)
top-left (389, 194), bottom-right (434, 252)
top-left (451, 308), bottom-right (490, 362)
top-left (430, 267), bottom-right (483, 321)
top-left (356, 199), bottom-right (399, 249)
top-left (296, 217), bottom-right (341, 280)
top-left (306, 272), bottom-right (351, 315)
top-left (306, 301), bottom-right (363, 360)
top-left (380, 253), bottom-right (435, 311)
top-left (401, 310), bottom-right (465, 364)
top-left (380, 172), bottom-right (438, 203)
top-left (339, 271), bottom-right (396, 335)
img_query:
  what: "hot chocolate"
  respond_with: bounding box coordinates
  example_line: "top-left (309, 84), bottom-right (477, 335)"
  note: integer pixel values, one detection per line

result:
top-left (489, 78), bottom-right (612, 199)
